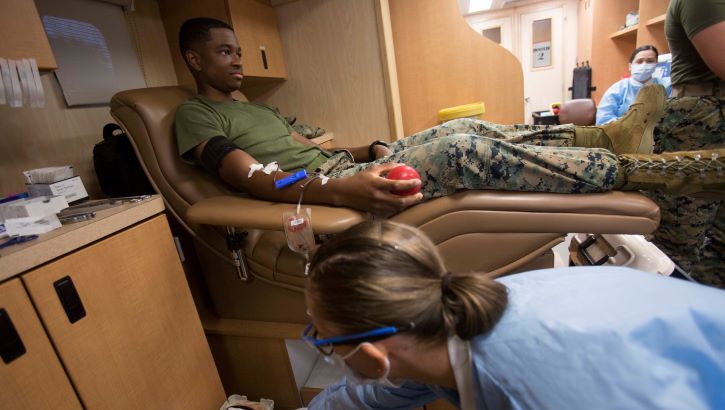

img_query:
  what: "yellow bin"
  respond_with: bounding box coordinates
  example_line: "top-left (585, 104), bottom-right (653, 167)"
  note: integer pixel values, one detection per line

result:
top-left (438, 102), bottom-right (486, 122)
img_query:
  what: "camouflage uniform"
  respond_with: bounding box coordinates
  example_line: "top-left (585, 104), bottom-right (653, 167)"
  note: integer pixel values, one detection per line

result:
top-left (317, 118), bottom-right (619, 199)
top-left (647, 96), bottom-right (724, 287)
top-left (315, 116), bottom-right (723, 286)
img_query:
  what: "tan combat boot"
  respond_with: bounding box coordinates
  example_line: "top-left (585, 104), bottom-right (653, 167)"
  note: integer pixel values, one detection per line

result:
top-left (575, 84), bottom-right (666, 154)
top-left (616, 149), bottom-right (725, 198)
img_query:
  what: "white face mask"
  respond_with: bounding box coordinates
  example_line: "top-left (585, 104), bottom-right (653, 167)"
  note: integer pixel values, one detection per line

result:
top-left (323, 342), bottom-right (404, 389)
top-left (630, 63), bottom-right (657, 83)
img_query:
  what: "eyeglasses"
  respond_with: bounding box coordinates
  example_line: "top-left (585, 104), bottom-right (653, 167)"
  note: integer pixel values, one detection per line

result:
top-left (302, 322), bottom-right (413, 356)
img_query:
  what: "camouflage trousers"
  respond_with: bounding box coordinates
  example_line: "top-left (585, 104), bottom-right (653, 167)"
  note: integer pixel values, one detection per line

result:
top-left (647, 96), bottom-right (724, 287)
top-left (317, 118), bottom-right (618, 198)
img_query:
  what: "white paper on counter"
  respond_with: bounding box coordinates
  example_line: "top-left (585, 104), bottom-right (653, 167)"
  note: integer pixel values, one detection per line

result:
top-left (4, 214), bottom-right (62, 236)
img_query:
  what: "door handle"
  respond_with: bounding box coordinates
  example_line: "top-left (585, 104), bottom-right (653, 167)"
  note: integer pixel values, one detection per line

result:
top-left (0, 308), bottom-right (26, 363)
top-left (260, 46), bottom-right (268, 70)
top-left (54, 276), bottom-right (86, 324)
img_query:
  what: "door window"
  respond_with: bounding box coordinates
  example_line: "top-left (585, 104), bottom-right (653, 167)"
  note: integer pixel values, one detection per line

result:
top-left (481, 27), bottom-right (502, 44)
top-left (531, 18), bottom-right (552, 69)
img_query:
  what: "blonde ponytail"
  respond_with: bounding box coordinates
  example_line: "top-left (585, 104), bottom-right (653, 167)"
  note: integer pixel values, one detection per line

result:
top-left (307, 220), bottom-right (508, 342)
top-left (440, 272), bottom-right (508, 340)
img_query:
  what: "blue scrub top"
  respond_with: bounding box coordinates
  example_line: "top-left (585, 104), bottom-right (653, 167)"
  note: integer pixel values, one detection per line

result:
top-left (596, 78), bottom-right (672, 125)
top-left (308, 267), bottom-right (725, 410)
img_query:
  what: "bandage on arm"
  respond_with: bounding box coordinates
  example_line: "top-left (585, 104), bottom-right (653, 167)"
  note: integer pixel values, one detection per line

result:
top-left (198, 136), bottom-right (241, 177)
top-left (198, 142), bottom-right (334, 204)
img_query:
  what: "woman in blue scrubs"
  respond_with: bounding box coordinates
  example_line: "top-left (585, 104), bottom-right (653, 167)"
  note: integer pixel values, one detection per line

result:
top-left (596, 45), bottom-right (672, 125)
top-left (304, 220), bottom-right (725, 410)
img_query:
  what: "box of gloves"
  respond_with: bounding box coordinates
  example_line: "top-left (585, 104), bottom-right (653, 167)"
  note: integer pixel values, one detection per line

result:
top-left (24, 166), bottom-right (88, 203)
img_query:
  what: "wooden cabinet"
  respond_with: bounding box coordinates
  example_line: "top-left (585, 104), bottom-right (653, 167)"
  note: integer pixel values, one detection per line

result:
top-left (578, 0), bottom-right (670, 102)
top-left (0, 279), bottom-right (81, 409)
top-left (0, 199), bottom-right (225, 409)
top-left (158, 0), bottom-right (287, 89)
top-left (0, 0), bottom-right (57, 70)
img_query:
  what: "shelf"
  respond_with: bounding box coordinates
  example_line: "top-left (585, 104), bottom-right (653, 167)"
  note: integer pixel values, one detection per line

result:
top-left (610, 24), bottom-right (638, 39)
top-left (646, 14), bottom-right (666, 26)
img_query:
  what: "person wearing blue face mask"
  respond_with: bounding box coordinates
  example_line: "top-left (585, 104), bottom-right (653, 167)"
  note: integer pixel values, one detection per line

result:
top-left (303, 220), bottom-right (725, 410)
top-left (596, 45), bottom-right (672, 125)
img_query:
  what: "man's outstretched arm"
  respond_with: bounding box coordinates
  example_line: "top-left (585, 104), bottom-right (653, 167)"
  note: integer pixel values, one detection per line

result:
top-left (193, 139), bottom-right (422, 215)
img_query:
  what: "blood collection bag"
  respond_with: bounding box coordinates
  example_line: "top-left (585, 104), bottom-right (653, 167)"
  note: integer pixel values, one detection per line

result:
top-left (283, 208), bottom-right (315, 256)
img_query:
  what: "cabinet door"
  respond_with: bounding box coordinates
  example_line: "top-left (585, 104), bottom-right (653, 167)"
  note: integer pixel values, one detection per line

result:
top-left (228, 0), bottom-right (287, 79)
top-left (0, 279), bottom-right (82, 409)
top-left (0, 0), bottom-right (57, 69)
top-left (22, 215), bottom-right (225, 410)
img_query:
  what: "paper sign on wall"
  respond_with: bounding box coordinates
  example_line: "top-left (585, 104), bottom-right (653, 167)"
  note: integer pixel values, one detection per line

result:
top-left (532, 41), bottom-right (551, 68)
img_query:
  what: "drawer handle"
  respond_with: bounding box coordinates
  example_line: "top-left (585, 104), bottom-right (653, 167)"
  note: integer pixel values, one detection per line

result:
top-left (260, 46), bottom-right (268, 70)
top-left (0, 308), bottom-right (26, 364)
top-left (54, 276), bottom-right (86, 324)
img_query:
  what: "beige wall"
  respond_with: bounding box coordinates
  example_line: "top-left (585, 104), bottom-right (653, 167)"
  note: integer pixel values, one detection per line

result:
top-left (0, 0), bottom-right (176, 198)
top-left (247, 0), bottom-right (392, 148)
top-left (391, 0), bottom-right (525, 133)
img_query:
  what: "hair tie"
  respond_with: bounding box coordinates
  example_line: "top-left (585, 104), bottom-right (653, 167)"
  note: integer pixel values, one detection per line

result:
top-left (441, 271), bottom-right (453, 294)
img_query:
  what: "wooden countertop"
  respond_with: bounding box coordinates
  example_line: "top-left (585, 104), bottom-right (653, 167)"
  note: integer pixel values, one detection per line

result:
top-left (0, 196), bottom-right (165, 282)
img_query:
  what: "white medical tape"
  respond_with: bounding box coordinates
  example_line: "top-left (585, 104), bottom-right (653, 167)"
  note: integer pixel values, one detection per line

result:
top-left (8, 60), bottom-right (22, 107)
top-left (0, 60), bottom-right (5, 105)
top-left (0, 58), bottom-right (11, 105)
top-left (29, 59), bottom-right (44, 107)
top-left (248, 163), bottom-right (264, 178)
top-left (16, 59), bottom-right (31, 106)
top-left (262, 161), bottom-right (279, 174)
top-left (21, 59), bottom-right (37, 107)
top-left (319, 175), bottom-right (329, 185)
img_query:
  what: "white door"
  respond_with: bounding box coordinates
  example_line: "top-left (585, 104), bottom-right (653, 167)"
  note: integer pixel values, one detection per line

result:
top-left (467, 14), bottom-right (514, 53)
top-left (520, 7), bottom-right (564, 124)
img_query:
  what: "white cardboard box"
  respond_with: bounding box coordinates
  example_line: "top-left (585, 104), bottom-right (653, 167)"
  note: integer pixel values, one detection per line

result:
top-left (27, 176), bottom-right (88, 203)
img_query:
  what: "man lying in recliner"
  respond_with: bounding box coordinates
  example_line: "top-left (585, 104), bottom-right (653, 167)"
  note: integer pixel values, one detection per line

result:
top-left (175, 17), bottom-right (721, 217)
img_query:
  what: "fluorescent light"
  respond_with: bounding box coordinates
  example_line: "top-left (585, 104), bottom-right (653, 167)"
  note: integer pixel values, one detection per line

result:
top-left (469, 0), bottom-right (493, 13)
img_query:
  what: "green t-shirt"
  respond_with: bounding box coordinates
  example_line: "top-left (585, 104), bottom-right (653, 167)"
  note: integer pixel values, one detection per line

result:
top-left (175, 96), bottom-right (331, 172)
top-left (666, 0), bottom-right (725, 85)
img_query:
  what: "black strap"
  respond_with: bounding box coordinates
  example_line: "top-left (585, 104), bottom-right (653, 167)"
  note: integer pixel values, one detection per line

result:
top-left (200, 136), bottom-right (241, 177)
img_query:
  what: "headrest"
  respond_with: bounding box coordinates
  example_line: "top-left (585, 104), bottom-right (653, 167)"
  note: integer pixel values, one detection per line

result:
top-left (110, 86), bottom-right (233, 216)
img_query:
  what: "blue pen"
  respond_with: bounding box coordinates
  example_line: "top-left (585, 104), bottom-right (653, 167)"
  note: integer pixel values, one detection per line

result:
top-left (275, 169), bottom-right (308, 190)
top-left (0, 192), bottom-right (29, 205)
top-left (0, 235), bottom-right (39, 249)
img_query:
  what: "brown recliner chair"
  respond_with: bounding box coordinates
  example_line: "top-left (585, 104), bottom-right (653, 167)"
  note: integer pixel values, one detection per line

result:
top-left (559, 98), bottom-right (597, 126)
top-left (110, 86), bottom-right (659, 324)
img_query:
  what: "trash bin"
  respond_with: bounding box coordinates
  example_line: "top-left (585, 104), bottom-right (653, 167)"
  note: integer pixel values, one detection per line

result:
top-left (532, 110), bottom-right (559, 125)
top-left (438, 102), bottom-right (486, 122)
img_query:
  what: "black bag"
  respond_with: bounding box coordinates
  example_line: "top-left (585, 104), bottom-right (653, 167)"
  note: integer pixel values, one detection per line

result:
top-left (93, 123), bottom-right (155, 197)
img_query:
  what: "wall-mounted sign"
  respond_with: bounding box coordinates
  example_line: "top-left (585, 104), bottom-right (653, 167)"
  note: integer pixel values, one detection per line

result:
top-left (532, 41), bottom-right (551, 68)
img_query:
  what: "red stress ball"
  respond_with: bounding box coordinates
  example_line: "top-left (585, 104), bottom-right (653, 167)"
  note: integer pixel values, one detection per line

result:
top-left (387, 165), bottom-right (421, 196)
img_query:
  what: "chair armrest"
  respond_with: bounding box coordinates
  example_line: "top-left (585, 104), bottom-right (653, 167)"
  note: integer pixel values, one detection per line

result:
top-left (186, 195), bottom-right (365, 234)
top-left (392, 191), bottom-right (661, 240)
top-left (186, 190), bottom-right (661, 236)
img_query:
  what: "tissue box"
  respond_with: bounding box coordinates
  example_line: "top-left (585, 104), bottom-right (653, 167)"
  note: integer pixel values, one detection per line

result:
top-left (27, 176), bottom-right (88, 203)
top-left (0, 195), bottom-right (69, 224)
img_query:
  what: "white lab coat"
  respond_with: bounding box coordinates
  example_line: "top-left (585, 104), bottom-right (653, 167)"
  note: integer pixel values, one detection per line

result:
top-left (596, 77), bottom-right (672, 125)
